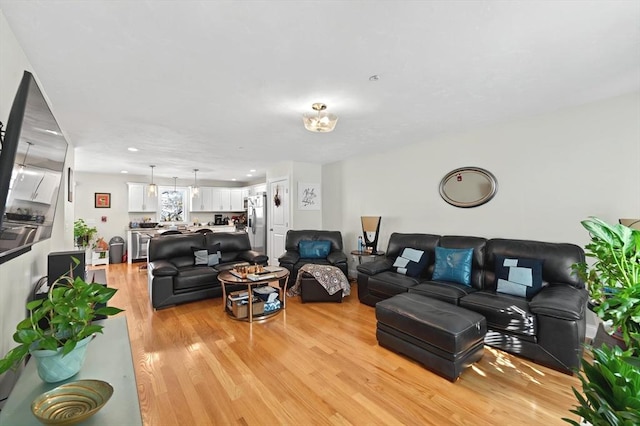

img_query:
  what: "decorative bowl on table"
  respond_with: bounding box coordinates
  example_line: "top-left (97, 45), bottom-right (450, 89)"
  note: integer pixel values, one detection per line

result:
top-left (31, 379), bottom-right (114, 425)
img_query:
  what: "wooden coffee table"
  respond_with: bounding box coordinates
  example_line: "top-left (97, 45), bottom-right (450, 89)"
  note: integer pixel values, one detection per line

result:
top-left (218, 267), bottom-right (290, 322)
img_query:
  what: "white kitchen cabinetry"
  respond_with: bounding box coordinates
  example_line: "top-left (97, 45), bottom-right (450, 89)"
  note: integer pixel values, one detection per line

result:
top-left (191, 187), bottom-right (215, 211)
top-left (230, 189), bottom-right (243, 211)
top-left (128, 183), bottom-right (158, 212)
top-left (210, 188), bottom-right (231, 211)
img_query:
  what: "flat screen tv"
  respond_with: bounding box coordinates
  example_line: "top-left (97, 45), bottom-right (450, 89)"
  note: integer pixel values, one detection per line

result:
top-left (0, 71), bottom-right (68, 264)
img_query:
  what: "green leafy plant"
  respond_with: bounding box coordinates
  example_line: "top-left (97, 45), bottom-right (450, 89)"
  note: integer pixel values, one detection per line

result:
top-left (572, 217), bottom-right (640, 353)
top-left (73, 219), bottom-right (97, 248)
top-left (564, 344), bottom-right (640, 425)
top-left (0, 258), bottom-right (123, 374)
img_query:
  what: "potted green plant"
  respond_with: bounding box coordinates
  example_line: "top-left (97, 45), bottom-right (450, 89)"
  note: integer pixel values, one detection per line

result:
top-left (573, 217), bottom-right (640, 352)
top-left (73, 219), bottom-right (97, 248)
top-left (0, 259), bottom-right (123, 382)
top-left (564, 217), bottom-right (640, 425)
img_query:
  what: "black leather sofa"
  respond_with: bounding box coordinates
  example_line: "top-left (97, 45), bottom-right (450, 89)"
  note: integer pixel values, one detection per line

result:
top-left (278, 230), bottom-right (348, 285)
top-left (357, 233), bottom-right (588, 374)
top-left (147, 232), bottom-right (267, 309)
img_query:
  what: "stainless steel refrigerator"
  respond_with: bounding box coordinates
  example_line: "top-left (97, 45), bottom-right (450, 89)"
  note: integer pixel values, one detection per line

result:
top-left (247, 193), bottom-right (267, 254)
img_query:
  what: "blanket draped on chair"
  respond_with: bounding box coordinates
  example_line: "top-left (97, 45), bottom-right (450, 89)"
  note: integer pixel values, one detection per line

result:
top-left (287, 264), bottom-right (351, 297)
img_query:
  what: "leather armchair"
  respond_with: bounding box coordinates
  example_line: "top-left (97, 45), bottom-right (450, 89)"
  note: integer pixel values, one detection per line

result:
top-left (278, 230), bottom-right (348, 285)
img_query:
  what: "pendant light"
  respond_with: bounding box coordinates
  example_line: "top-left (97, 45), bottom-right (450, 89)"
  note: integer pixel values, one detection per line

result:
top-left (19, 141), bottom-right (33, 181)
top-left (148, 165), bottom-right (157, 197)
top-left (192, 169), bottom-right (199, 197)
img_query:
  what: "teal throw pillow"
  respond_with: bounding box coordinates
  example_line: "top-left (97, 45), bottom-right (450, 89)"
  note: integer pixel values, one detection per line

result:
top-left (432, 247), bottom-right (474, 287)
top-left (299, 240), bottom-right (332, 259)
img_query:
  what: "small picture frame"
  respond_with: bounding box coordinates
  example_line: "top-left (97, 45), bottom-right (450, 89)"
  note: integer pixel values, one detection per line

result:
top-left (95, 192), bottom-right (111, 208)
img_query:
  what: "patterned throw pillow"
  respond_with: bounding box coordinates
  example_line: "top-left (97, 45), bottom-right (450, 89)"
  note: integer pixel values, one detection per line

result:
top-left (392, 248), bottom-right (428, 277)
top-left (495, 256), bottom-right (544, 299)
top-left (431, 247), bottom-right (474, 287)
top-left (192, 243), bottom-right (222, 266)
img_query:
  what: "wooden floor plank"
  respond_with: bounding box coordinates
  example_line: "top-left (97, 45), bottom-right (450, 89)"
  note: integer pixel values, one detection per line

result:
top-left (98, 263), bottom-right (582, 425)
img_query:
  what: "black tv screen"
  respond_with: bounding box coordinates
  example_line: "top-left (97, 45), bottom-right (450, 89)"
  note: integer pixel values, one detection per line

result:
top-left (0, 71), bottom-right (68, 264)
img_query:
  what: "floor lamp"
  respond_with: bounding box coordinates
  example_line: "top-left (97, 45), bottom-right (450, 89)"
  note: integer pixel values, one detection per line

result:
top-left (361, 216), bottom-right (381, 254)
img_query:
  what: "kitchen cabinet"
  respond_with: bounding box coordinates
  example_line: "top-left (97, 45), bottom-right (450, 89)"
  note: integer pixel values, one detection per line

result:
top-left (191, 187), bottom-right (215, 212)
top-left (128, 183), bottom-right (158, 212)
top-left (210, 188), bottom-right (230, 211)
top-left (230, 189), bottom-right (244, 211)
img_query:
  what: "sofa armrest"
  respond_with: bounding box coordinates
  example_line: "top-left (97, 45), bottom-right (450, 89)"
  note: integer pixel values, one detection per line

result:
top-left (327, 251), bottom-right (347, 265)
top-left (529, 284), bottom-right (589, 321)
top-left (238, 250), bottom-right (268, 265)
top-left (356, 258), bottom-right (394, 275)
top-left (278, 250), bottom-right (299, 265)
top-left (149, 260), bottom-right (178, 277)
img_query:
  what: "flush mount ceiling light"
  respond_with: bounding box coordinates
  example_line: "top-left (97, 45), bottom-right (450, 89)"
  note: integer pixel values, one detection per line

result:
top-left (148, 165), bottom-right (157, 197)
top-left (302, 103), bottom-right (338, 133)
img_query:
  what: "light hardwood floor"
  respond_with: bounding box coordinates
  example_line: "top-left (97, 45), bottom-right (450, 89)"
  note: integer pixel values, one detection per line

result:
top-left (101, 263), bottom-right (582, 425)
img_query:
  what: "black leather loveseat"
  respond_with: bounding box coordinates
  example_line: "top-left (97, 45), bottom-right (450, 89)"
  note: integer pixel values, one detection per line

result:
top-left (357, 233), bottom-right (588, 374)
top-left (278, 230), bottom-right (348, 285)
top-left (147, 232), bottom-right (267, 309)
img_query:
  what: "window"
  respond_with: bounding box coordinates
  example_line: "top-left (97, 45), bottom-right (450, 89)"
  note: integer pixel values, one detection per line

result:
top-left (158, 186), bottom-right (188, 222)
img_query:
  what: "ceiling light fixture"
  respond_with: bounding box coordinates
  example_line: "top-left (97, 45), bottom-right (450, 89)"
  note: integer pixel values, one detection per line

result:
top-left (148, 165), bottom-right (157, 197)
top-left (303, 103), bottom-right (338, 133)
top-left (128, 147), bottom-right (139, 152)
top-left (192, 169), bottom-right (199, 197)
top-left (19, 141), bottom-right (33, 181)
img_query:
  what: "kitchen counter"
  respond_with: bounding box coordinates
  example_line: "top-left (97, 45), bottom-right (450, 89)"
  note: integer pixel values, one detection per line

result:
top-left (126, 225), bottom-right (240, 264)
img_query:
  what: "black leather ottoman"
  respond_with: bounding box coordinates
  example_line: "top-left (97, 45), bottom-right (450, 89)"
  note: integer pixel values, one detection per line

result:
top-left (375, 293), bottom-right (487, 381)
top-left (299, 272), bottom-right (343, 303)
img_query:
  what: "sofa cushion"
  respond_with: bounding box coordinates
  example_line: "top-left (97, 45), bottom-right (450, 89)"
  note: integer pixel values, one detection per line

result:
top-left (495, 256), bottom-right (543, 300)
top-left (192, 247), bottom-right (209, 265)
top-left (299, 240), bottom-right (332, 259)
top-left (460, 291), bottom-right (537, 338)
top-left (432, 247), bottom-right (473, 286)
top-left (173, 266), bottom-right (219, 293)
top-left (409, 281), bottom-right (478, 305)
top-left (393, 248), bottom-right (429, 277)
top-left (368, 271), bottom-right (420, 299)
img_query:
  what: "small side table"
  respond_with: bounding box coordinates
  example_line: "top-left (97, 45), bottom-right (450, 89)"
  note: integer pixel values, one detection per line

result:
top-left (351, 250), bottom-right (386, 265)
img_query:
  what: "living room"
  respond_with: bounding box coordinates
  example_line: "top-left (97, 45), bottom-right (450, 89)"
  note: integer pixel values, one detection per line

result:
top-left (0, 1), bottom-right (639, 424)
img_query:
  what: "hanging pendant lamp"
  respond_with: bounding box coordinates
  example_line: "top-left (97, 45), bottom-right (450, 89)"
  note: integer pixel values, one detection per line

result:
top-left (192, 169), bottom-right (199, 197)
top-left (148, 165), bottom-right (157, 197)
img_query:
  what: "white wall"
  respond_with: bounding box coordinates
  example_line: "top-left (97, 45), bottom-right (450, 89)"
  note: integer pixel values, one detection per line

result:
top-left (324, 92), bottom-right (640, 274)
top-left (0, 10), bottom-right (75, 402)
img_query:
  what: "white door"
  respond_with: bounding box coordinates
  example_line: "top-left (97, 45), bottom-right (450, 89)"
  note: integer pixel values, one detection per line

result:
top-left (268, 178), bottom-right (289, 266)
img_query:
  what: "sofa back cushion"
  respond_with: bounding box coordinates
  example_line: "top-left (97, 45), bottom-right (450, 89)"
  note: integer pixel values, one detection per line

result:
top-left (285, 230), bottom-right (344, 252)
top-left (438, 236), bottom-right (487, 289)
top-left (205, 232), bottom-right (252, 253)
top-left (148, 233), bottom-right (206, 262)
top-left (485, 239), bottom-right (585, 290)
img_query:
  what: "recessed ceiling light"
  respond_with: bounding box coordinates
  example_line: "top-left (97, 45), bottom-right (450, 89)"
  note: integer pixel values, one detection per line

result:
top-left (120, 170), bottom-right (128, 174)
top-left (246, 174), bottom-right (253, 177)
top-left (249, 169), bottom-right (256, 172)
top-left (128, 147), bottom-right (139, 152)
top-left (231, 178), bottom-right (237, 181)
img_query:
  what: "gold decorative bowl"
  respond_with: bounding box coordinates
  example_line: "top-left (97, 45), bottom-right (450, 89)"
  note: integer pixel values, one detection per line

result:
top-left (31, 379), bottom-right (113, 425)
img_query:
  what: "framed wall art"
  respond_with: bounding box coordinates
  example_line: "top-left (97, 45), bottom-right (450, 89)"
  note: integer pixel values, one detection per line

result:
top-left (298, 182), bottom-right (321, 210)
top-left (95, 192), bottom-right (111, 208)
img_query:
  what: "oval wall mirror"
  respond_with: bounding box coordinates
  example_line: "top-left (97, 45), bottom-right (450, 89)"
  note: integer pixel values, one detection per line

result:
top-left (439, 167), bottom-right (498, 208)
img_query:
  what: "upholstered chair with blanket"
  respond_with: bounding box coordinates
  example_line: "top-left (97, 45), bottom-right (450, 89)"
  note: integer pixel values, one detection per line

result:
top-left (278, 230), bottom-right (348, 285)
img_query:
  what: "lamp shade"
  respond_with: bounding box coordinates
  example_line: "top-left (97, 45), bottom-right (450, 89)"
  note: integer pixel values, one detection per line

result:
top-left (619, 218), bottom-right (640, 230)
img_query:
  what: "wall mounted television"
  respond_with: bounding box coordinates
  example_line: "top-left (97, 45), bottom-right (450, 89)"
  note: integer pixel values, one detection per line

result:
top-left (0, 71), bottom-right (68, 265)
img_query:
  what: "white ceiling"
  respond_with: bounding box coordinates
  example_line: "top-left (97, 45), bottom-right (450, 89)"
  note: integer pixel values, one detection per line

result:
top-left (1, 1), bottom-right (639, 183)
